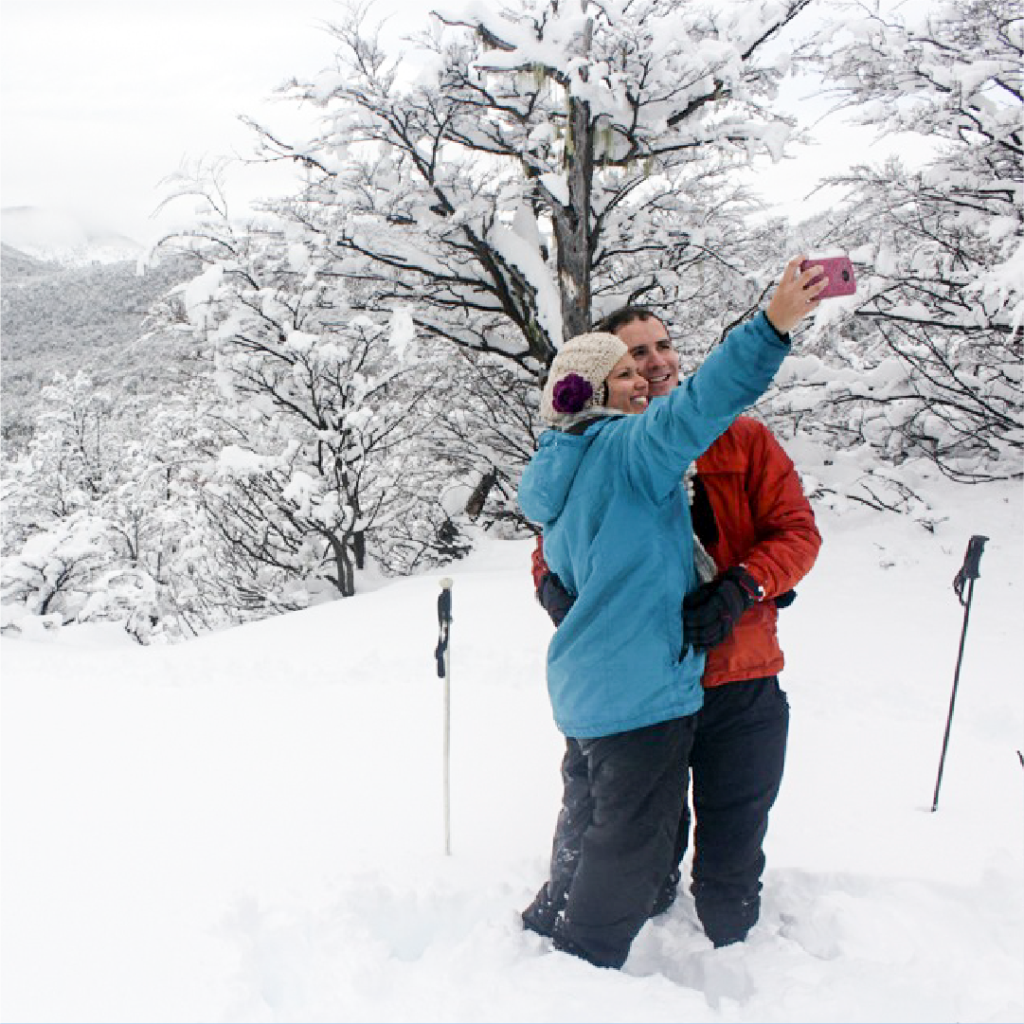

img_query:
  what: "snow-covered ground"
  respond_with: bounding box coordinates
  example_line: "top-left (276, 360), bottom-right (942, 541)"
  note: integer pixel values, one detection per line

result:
top-left (2, 478), bottom-right (1022, 1023)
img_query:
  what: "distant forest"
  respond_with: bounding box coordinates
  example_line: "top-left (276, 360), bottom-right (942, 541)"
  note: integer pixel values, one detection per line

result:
top-left (1, 245), bottom-right (197, 451)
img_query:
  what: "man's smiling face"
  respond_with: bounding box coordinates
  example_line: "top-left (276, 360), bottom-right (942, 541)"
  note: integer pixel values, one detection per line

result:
top-left (613, 316), bottom-right (680, 399)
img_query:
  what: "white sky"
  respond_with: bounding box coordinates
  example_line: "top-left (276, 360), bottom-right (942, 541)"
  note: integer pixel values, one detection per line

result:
top-left (1, 0), bottom-right (889, 246)
top-left (0, 0), bottom-right (428, 243)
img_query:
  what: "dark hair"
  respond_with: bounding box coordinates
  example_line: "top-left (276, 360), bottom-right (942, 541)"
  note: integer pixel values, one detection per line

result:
top-left (538, 306), bottom-right (664, 392)
top-left (592, 305), bottom-right (664, 335)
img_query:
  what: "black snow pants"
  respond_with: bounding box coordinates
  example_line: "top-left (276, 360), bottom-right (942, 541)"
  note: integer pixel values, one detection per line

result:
top-left (551, 716), bottom-right (696, 969)
top-left (687, 676), bottom-right (789, 946)
top-left (525, 677), bottom-right (788, 951)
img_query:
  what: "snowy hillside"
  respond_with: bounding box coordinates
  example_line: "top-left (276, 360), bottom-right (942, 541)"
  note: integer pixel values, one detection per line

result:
top-left (0, 243), bottom-right (197, 454)
top-left (0, 206), bottom-right (141, 266)
top-left (0, 243), bottom-right (63, 282)
top-left (2, 479), bottom-right (1022, 1023)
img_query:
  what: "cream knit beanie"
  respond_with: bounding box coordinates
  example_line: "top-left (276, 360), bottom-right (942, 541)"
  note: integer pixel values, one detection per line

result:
top-left (540, 332), bottom-right (629, 428)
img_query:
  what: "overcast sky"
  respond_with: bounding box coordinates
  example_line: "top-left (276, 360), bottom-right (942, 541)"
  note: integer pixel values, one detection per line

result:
top-left (0, 0), bottom-right (423, 243)
top-left (1, 0), bottom-right (880, 246)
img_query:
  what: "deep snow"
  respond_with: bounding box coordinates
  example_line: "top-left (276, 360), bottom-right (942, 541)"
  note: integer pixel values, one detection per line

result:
top-left (2, 477), bottom-right (1022, 1023)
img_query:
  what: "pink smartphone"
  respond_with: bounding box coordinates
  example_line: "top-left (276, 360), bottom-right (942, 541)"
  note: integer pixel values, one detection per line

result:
top-left (800, 256), bottom-right (856, 298)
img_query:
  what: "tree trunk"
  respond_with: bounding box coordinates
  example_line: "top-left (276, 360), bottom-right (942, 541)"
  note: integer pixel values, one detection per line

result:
top-left (554, 93), bottom-right (595, 342)
top-left (324, 531), bottom-right (356, 597)
top-left (465, 468), bottom-right (498, 520)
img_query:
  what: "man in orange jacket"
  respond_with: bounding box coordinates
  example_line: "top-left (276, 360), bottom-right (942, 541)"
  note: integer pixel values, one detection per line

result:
top-left (524, 306), bottom-right (821, 949)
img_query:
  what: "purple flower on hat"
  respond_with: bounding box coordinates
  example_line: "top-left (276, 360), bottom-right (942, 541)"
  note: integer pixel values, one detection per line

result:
top-left (552, 373), bottom-right (594, 414)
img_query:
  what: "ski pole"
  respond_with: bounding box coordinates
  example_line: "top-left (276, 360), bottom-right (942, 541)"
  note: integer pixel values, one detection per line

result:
top-left (435, 578), bottom-right (453, 854)
top-left (931, 535), bottom-right (988, 812)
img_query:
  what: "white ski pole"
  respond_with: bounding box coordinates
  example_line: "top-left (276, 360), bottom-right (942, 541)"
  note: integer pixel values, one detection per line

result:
top-left (435, 578), bottom-right (454, 855)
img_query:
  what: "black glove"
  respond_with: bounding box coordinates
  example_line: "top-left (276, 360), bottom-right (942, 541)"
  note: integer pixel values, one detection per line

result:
top-left (537, 572), bottom-right (576, 627)
top-left (683, 566), bottom-right (761, 651)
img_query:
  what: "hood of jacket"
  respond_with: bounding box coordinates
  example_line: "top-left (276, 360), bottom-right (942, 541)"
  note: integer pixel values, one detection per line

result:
top-left (518, 417), bottom-right (616, 526)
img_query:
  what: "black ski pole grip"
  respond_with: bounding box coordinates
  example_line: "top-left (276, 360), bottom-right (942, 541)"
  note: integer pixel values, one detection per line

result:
top-left (953, 535), bottom-right (988, 605)
top-left (434, 580), bottom-right (453, 678)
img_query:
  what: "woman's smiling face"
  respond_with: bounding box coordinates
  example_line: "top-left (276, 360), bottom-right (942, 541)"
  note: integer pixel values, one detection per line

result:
top-left (604, 353), bottom-right (649, 414)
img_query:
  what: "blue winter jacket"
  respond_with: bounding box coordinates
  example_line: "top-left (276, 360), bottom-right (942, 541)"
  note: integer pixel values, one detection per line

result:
top-left (518, 312), bottom-right (789, 739)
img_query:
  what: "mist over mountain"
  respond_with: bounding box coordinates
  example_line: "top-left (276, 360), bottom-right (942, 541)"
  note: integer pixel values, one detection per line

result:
top-left (1, 206), bottom-right (143, 267)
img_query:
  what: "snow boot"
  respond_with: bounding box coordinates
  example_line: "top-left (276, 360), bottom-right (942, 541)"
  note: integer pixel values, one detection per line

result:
top-left (650, 868), bottom-right (681, 917)
top-left (521, 882), bottom-right (565, 939)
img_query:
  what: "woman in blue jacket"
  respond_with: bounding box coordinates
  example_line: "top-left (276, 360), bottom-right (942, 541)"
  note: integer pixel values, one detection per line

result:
top-left (517, 257), bottom-right (824, 969)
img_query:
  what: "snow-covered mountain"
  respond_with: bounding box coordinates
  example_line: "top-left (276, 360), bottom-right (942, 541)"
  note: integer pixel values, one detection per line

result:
top-left (0, 206), bottom-right (141, 266)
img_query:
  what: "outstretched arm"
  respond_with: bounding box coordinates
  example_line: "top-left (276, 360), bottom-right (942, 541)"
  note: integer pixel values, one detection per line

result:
top-left (622, 258), bottom-right (825, 502)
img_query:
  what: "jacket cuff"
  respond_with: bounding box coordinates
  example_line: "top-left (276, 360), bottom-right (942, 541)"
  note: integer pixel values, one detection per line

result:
top-left (738, 564), bottom-right (766, 601)
top-left (759, 310), bottom-right (790, 345)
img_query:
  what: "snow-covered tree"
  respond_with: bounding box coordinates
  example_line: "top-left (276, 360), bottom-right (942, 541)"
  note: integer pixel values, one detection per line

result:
top-left (251, 0), bottom-right (813, 370)
top-left (195, 0), bottom-right (815, 528)
top-left (770, 0), bottom-right (1023, 484)
top-left (0, 373), bottom-right (217, 641)
top-left (408, 340), bottom-right (547, 532)
top-left (2, 372), bottom-right (118, 557)
top-left (161, 191), bottom-right (474, 601)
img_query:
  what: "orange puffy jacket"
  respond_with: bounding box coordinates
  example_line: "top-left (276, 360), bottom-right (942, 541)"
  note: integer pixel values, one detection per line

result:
top-left (530, 416), bottom-right (821, 687)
